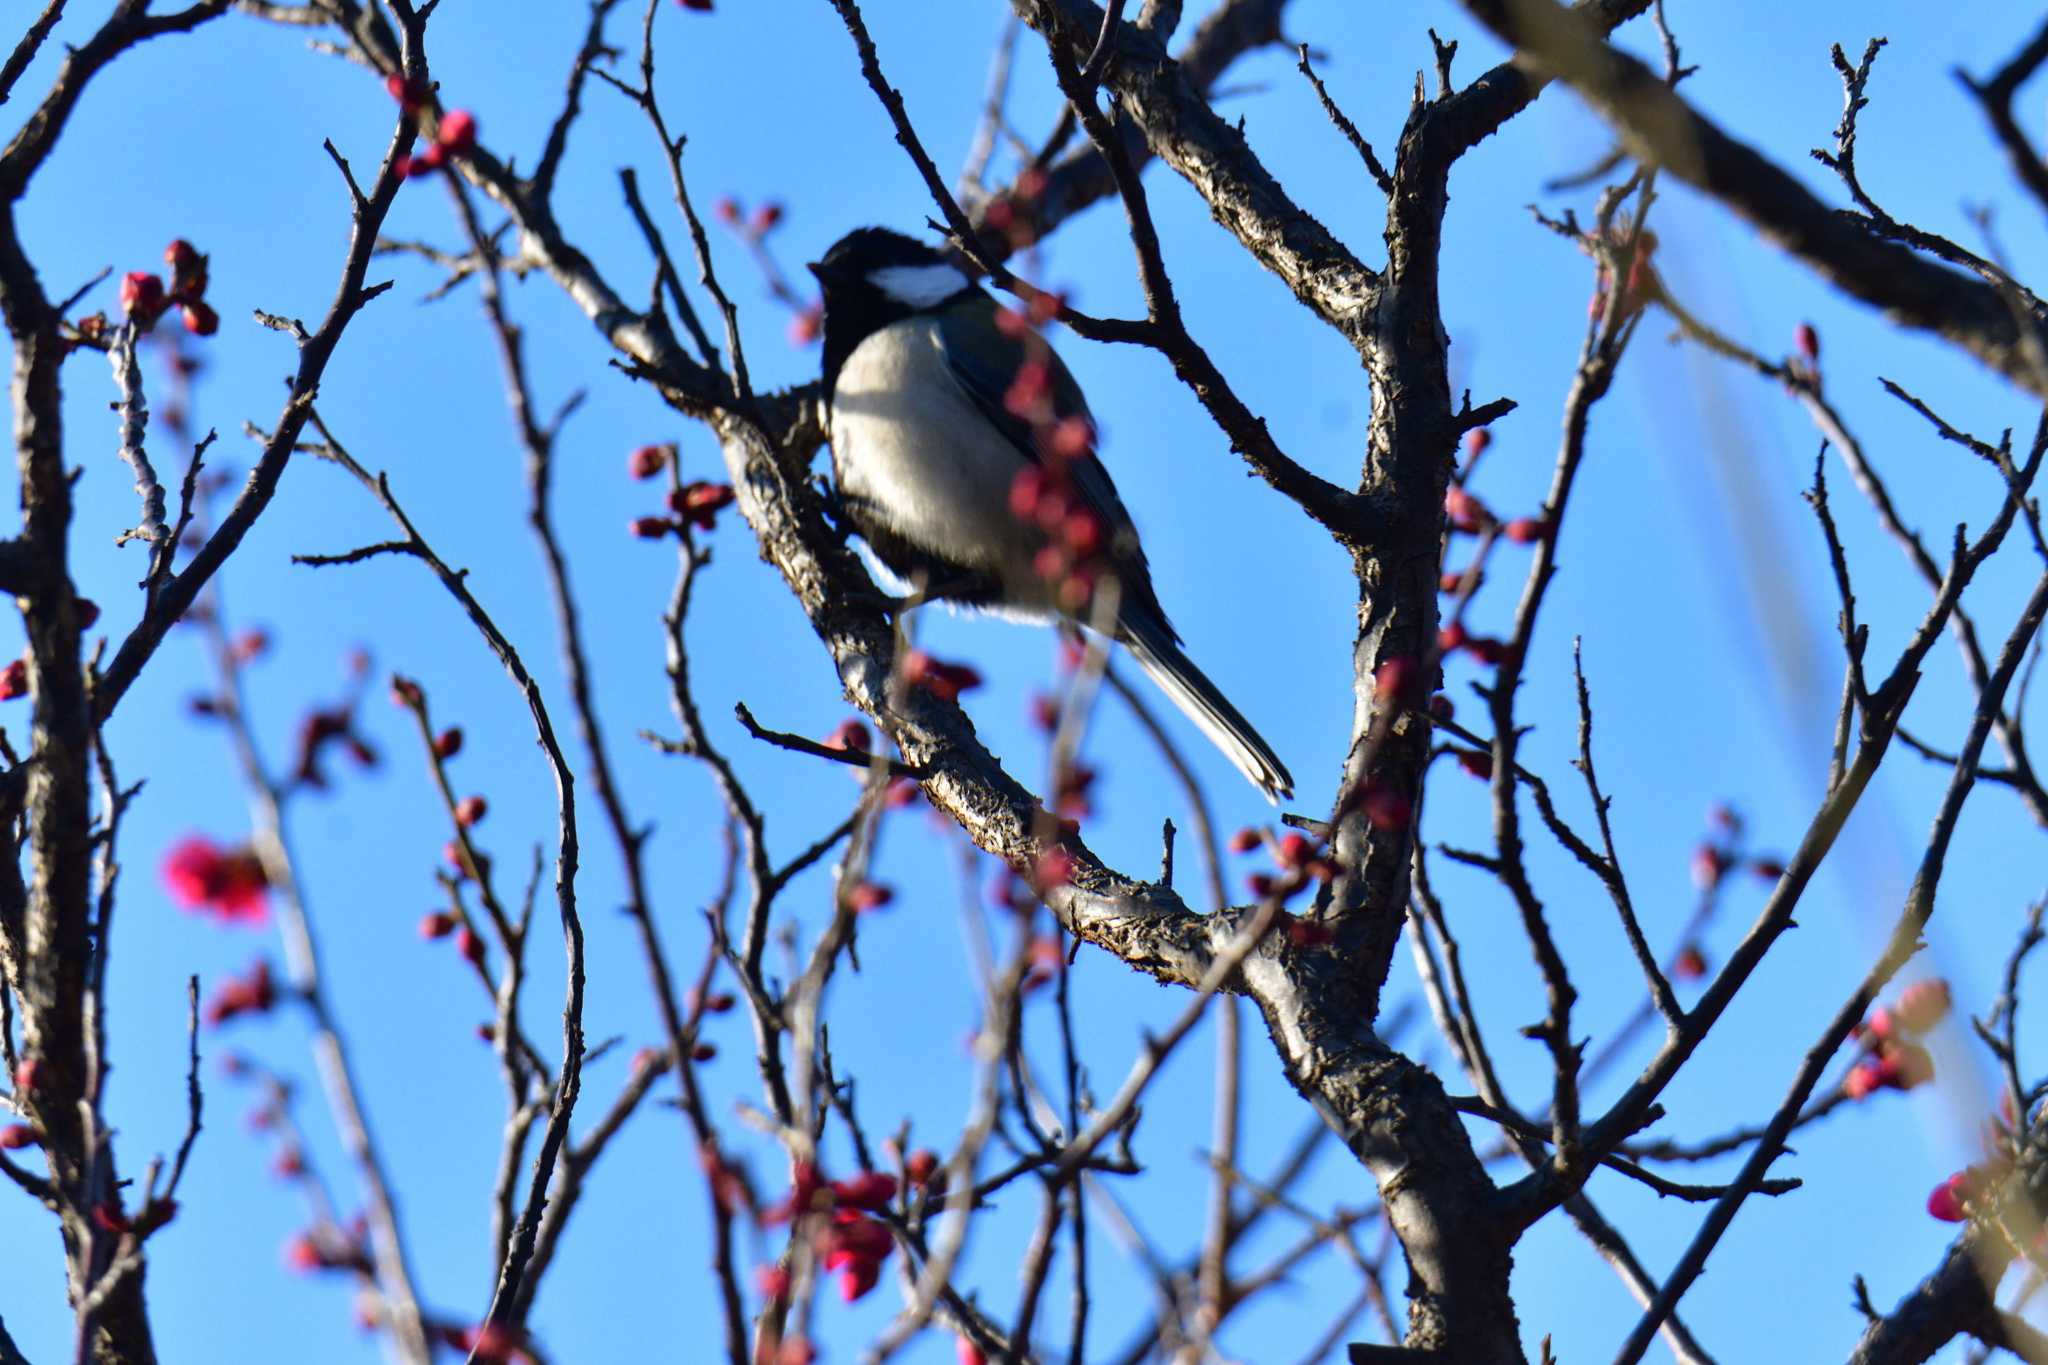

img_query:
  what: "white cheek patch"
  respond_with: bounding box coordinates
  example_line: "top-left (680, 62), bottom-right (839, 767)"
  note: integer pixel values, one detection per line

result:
top-left (869, 262), bottom-right (970, 308)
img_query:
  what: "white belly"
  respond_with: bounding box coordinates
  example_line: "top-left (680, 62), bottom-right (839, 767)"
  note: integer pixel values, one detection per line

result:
top-left (829, 318), bottom-right (1053, 608)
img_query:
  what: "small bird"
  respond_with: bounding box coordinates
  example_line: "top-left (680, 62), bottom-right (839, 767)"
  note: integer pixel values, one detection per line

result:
top-left (808, 226), bottom-right (1294, 802)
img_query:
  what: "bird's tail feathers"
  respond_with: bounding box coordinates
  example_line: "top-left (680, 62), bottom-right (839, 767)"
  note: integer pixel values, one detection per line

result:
top-left (1118, 613), bottom-right (1294, 804)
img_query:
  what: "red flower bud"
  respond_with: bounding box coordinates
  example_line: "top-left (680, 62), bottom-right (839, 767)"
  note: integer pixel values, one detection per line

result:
top-left (831, 1171), bottom-right (897, 1211)
top-left (1455, 749), bottom-right (1493, 780)
top-left (1034, 846), bottom-right (1075, 890)
top-left (181, 302), bottom-right (219, 336)
top-left (788, 305), bottom-right (822, 346)
top-left (120, 272), bottom-right (167, 323)
top-left (1690, 844), bottom-right (1729, 889)
top-left (691, 1042), bottom-right (717, 1062)
top-left (1227, 827), bottom-right (1261, 854)
top-left (418, 911), bottom-right (457, 940)
top-left (384, 73), bottom-right (428, 111)
top-left (750, 202), bottom-right (784, 234)
top-left (902, 650), bottom-right (982, 702)
top-left (628, 444), bottom-right (669, 479)
top-left (435, 109), bottom-right (477, 156)
top-left (905, 1149), bottom-right (939, 1186)
top-left (848, 881), bottom-right (894, 912)
top-left (1463, 428), bottom-right (1491, 459)
top-left (958, 1339), bottom-right (989, 1365)
top-left (1795, 322), bottom-right (1820, 363)
top-left (1926, 1171), bottom-right (1967, 1222)
top-left (1373, 656), bottom-right (1421, 704)
top-left (712, 196), bottom-right (741, 225)
top-left (165, 239), bottom-right (200, 274)
top-left (0, 1124), bottom-right (38, 1150)
top-left (0, 658), bottom-right (27, 702)
top-left (1751, 858), bottom-right (1786, 881)
top-left (455, 795), bottom-right (487, 827)
top-left (1843, 1059), bottom-right (1884, 1100)
top-left (824, 719), bottom-right (871, 754)
top-left (1503, 517), bottom-right (1548, 545)
top-left (12, 1059), bottom-right (40, 1094)
top-left (1360, 780), bottom-right (1412, 832)
top-left (1443, 485), bottom-right (1485, 532)
top-left (630, 515), bottom-right (673, 539)
top-left (1673, 946), bottom-right (1707, 980)
top-left (1437, 621), bottom-right (1468, 654)
top-left (433, 727), bottom-right (463, 760)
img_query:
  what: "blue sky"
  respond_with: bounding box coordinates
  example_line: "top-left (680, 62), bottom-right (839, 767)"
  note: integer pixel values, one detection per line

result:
top-left (2, 2), bottom-right (2044, 1363)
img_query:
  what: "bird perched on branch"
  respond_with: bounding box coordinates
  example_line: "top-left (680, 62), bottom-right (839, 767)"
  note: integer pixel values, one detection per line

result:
top-left (808, 226), bottom-right (1293, 802)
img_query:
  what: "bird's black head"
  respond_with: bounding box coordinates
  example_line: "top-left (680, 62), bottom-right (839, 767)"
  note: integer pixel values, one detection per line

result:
top-left (809, 227), bottom-right (977, 395)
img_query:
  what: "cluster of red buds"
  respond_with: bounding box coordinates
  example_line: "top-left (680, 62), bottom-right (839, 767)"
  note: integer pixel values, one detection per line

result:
top-left (1226, 826), bottom-right (1342, 944)
top-left (979, 165), bottom-right (1050, 254)
top-left (1928, 1089), bottom-right (2031, 1222)
top-left (1925, 1162), bottom-right (2003, 1224)
top-left (1672, 804), bottom-right (1787, 981)
top-left (761, 1163), bottom-right (899, 1303)
top-left (1588, 226), bottom-right (1661, 321)
top-left (119, 238), bottom-right (218, 335)
top-left (903, 649), bottom-right (984, 703)
top-left (713, 196), bottom-right (786, 240)
top-left (162, 835), bottom-right (271, 924)
top-left (1689, 804), bottom-right (1786, 891)
top-left (392, 102), bottom-right (478, 180)
top-left (626, 441), bottom-right (737, 538)
top-left (292, 705), bottom-right (379, 791)
top-left (204, 959), bottom-right (278, 1028)
top-left (1436, 429), bottom-right (1551, 670)
top-left (1842, 979), bottom-right (1950, 1100)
